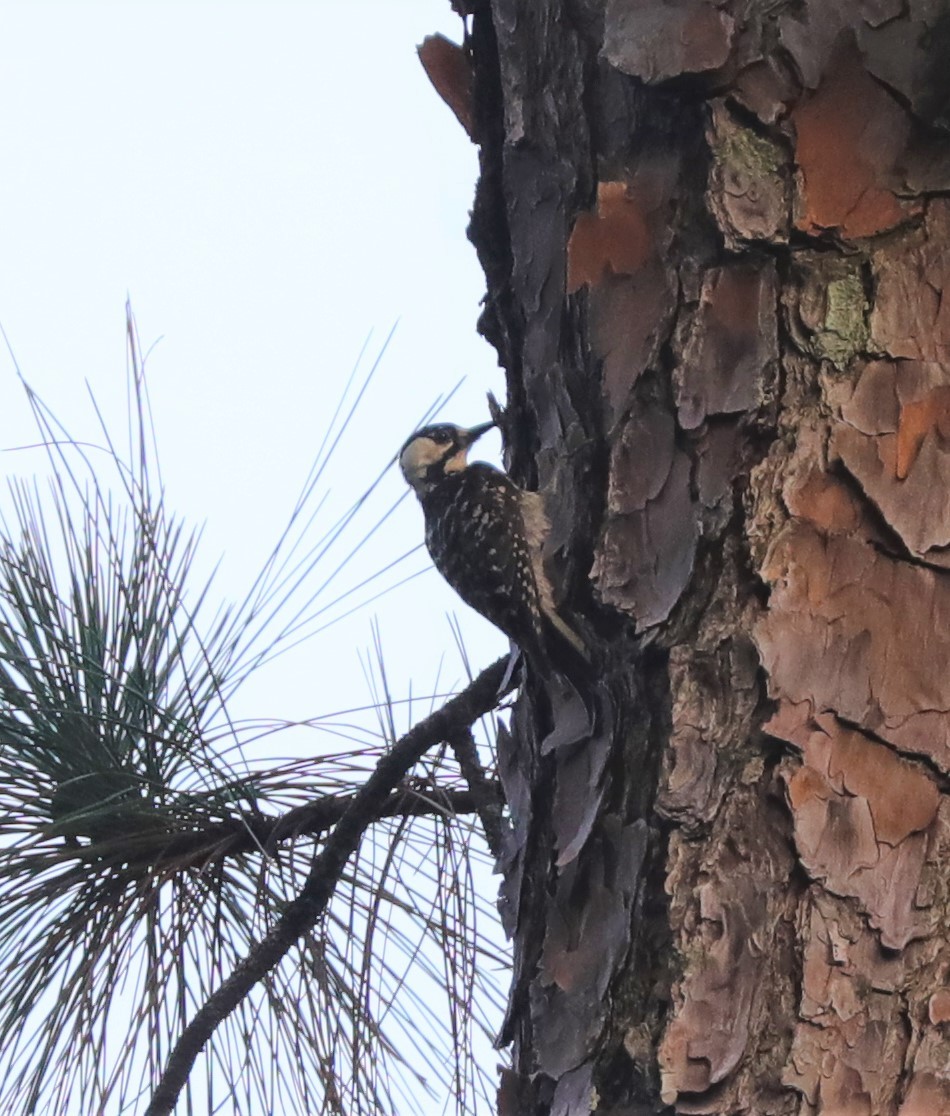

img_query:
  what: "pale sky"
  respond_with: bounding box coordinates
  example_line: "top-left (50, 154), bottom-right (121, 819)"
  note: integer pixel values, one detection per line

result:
top-left (0, 0), bottom-right (508, 740)
top-left (0, 4), bottom-right (508, 1110)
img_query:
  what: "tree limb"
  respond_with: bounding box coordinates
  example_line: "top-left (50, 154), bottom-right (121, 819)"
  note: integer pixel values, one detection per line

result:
top-left (145, 655), bottom-right (510, 1116)
top-left (448, 727), bottom-right (510, 859)
top-left (65, 783), bottom-right (502, 874)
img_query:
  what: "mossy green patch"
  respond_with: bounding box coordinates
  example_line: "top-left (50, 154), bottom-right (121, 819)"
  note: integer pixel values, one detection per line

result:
top-left (712, 121), bottom-right (784, 179)
top-left (812, 269), bottom-right (869, 369)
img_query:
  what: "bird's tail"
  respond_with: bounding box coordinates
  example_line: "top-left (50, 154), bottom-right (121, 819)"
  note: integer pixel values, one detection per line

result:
top-left (543, 607), bottom-right (588, 660)
top-left (539, 611), bottom-right (601, 736)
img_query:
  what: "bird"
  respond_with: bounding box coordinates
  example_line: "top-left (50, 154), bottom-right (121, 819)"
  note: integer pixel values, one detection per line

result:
top-left (398, 420), bottom-right (590, 699)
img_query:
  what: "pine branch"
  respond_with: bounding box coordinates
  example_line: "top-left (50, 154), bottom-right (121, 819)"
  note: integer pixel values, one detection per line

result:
top-left (145, 655), bottom-right (511, 1116)
top-left (448, 727), bottom-right (510, 860)
top-left (56, 782), bottom-right (505, 873)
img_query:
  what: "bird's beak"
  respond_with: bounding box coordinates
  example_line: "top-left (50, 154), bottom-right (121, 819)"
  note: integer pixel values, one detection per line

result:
top-left (460, 420), bottom-right (495, 447)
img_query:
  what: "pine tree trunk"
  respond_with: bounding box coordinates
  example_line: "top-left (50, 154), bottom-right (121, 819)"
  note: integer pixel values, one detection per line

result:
top-left (455, 2), bottom-right (950, 1113)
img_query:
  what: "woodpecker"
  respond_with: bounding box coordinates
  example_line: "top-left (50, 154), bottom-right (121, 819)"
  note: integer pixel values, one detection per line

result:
top-left (398, 421), bottom-right (588, 687)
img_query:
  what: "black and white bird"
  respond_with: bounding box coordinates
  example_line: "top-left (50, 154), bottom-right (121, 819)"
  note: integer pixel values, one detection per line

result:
top-left (398, 421), bottom-right (590, 695)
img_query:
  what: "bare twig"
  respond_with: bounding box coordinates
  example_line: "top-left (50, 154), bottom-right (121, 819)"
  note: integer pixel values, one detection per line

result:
top-left (448, 728), bottom-right (510, 860)
top-left (145, 656), bottom-right (511, 1116)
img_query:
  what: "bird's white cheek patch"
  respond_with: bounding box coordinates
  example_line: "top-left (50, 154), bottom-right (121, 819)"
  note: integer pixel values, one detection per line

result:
top-left (400, 439), bottom-right (443, 482)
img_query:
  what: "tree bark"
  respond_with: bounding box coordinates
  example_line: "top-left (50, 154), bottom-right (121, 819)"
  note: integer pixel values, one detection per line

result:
top-left (456, 2), bottom-right (950, 1113)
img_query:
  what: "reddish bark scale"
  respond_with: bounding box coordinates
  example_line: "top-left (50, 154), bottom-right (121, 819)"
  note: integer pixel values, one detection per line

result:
top-left (417, 34), bottom-right (475, 140)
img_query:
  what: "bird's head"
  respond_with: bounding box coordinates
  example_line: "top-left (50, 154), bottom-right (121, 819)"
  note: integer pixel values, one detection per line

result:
top-left (398, 421), bottom-right (494, 496)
